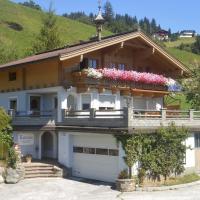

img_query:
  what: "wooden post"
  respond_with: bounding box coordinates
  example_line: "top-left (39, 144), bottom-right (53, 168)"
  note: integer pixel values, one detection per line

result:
top-left (189, 109), bottom-right (194, 121)
top-left (90, 108), bottom-right (96, 119)
top-left (161, 108), bottom-right (167, 120)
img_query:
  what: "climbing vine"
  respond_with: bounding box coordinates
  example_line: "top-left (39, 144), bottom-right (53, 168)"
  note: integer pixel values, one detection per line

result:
top-left (115, 122), bottom-right (189, 184)
top-left (0, 107), bottom-right (18, 169)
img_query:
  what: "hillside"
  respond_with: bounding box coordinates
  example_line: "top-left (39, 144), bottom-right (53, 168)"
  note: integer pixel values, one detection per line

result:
top-left (163, 38), bottom-right (200, 69)
top-left (0, 0), bottom-right (111, 57)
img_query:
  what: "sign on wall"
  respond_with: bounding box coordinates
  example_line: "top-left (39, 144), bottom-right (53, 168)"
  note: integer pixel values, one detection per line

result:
top-left (18, 134), bottom-right (34, 146)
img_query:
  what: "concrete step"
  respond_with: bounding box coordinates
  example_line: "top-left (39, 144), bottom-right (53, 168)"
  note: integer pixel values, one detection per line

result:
top-left (25, 170), bottom-right (56, 174)
top-left (23, 162), bottom-right (63, 179)
top-left (25, 167), bottom-right (53, 171)
top-left (25, 174), bottom-right (62, 179)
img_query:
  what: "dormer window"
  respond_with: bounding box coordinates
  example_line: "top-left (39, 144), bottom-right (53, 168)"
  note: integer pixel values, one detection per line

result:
top-left (9, 72), bottom-right (16, 81)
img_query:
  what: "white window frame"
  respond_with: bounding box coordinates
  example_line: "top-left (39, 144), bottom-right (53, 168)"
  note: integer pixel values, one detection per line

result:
top-left (80, 93), bottom-right (92, 110)
top-left (98, 94), bottom-right (117, 110)
top-left (8, 96), bottom-right (18, 111)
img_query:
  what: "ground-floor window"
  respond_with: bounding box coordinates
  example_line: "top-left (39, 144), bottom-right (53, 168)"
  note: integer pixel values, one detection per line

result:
top-left (73, 146), bottom-right (119, 156)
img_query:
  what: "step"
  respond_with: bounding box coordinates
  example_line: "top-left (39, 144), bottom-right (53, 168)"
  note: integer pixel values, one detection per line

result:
top-left (25, 170), bottom-right (57, 175)
top-left (24, 167), bottom-right (54, 171)
top-left (25, 174), bottom-right (62, 179)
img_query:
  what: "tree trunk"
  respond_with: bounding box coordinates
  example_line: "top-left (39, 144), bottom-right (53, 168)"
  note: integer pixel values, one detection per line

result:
top-left (128, 166), bottom-right (132, 179)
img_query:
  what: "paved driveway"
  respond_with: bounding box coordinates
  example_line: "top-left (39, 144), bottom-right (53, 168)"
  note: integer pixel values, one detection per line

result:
top-left (0, 178), bottom-right (200, 200)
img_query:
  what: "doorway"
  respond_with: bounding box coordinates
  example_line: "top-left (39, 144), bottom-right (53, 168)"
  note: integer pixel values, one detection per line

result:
top-left (41, 132), bottom-right (54, 159)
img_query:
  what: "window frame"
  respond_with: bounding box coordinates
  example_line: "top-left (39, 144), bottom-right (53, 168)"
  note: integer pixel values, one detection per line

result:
top-left (9, 72), bottom-right (17, 81)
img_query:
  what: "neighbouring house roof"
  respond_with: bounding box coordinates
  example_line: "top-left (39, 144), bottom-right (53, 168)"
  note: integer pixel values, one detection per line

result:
top-left (180, 30), bottom-right (196, 34)
top-left (155, 30), bottom-right (169, 35)
top-left (0, 30), bottom-right (191, 76)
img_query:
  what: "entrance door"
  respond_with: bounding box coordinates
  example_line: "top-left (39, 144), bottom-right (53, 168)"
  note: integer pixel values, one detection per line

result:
top-left (30, 96), bottom-right (41, 115)
top-left (42, 132), bottom-right (54, 159)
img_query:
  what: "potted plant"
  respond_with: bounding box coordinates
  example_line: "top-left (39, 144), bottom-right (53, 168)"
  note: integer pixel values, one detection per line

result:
top-left (116, 169), bottom-right (136, 192)
top-left (25, 154), bottom-right (32, 163)
top-left (116, 135), bottom-right (142, 192)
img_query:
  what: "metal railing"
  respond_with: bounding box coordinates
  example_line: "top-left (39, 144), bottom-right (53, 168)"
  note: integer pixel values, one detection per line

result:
top-left (8, 110), bottom-right (55, 118)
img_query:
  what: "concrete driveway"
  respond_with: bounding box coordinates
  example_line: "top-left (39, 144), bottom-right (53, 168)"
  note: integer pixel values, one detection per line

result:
top-left (0, 178), bottom-right (200, 200)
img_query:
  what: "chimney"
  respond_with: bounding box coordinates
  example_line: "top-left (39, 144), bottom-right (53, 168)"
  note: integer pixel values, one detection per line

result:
top-left (94, 0), bottom-right (105, 41)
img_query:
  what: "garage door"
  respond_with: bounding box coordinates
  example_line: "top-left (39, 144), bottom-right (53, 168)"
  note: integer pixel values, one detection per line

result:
top-left (72, 134), bottom-right (119, 183)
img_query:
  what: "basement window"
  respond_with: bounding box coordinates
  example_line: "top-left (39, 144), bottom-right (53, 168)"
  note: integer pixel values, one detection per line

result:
top-left (109, 149), bottom-right (119, 156)
top-left (96, 148), bottom-right (108, 155)
top-left (73, 147), bottom-right (83, 153)
top-left (9, 72), bottom-right (16, 81)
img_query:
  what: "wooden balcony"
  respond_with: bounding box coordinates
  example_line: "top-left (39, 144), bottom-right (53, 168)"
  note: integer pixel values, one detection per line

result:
top-left (71, 72), bottom-right (168, 96)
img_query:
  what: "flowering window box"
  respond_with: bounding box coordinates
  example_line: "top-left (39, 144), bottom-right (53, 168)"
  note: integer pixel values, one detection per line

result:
top-left (72, 68), bottom-right (180, 92)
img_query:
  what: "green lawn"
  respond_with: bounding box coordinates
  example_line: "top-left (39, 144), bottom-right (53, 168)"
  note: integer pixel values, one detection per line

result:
top-left (0, 0), bottom-right (111, 57)
top-left (166, 47), bottom-right (200, 69)
top-left (164, 37), bottom-right (196, 48)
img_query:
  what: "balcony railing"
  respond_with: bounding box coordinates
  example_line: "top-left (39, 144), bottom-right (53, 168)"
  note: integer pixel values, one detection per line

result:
top-left (9, 110), bottom-right (56, 126)
top-left (9, 108), bottom-right (200, 130)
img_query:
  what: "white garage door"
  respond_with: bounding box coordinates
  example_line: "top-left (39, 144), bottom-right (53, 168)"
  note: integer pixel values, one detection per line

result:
top-left (72, 134), bottom-right (119, 183)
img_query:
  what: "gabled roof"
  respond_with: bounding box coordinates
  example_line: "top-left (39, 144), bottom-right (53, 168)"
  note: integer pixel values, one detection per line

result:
top-left (0, 30), bottom-right (191, 76)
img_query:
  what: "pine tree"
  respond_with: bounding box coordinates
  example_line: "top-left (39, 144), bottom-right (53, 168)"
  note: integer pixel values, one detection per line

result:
top-left (103, 0), bottom-right (114, 23)
top-left (32, 6), bottom-right (62, 54)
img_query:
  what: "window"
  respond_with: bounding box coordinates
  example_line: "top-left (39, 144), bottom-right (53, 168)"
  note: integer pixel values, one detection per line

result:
top-left (73, 146), bottom-right (118, 156)
top-left (99, 95), bottom-right (115, 110)
top-left (118, 64), bottom-right (125, 71)
top-left (54, 97), bottom-right (58, 109)
top-left (9, 72), bottom-right (16, 81)
top-left (73, 147), bottom-right (83, 153)
top-left (195, 133), bottom-right (200, 148)
top-left (83, 147), bottom-right (95, 154)
top-left (82, 94), bottom-right (91, 110)
top-left (9, 99), bottom-right (17, 110)
top-left (96, 148), bottom-right (108, 155)
top-left (109, 63), bottom-right (116, 69)
top-left (109, 149), bottom-right (119, 156)
top-left (88, 59), bottom-right (98, 69)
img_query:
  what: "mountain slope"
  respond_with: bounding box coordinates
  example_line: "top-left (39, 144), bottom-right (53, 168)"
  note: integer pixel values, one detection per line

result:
top-left (0, 0), bottom-right (111, 57)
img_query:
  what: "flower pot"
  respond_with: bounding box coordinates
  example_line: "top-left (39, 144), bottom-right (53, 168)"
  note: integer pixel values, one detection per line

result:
top-left (116, 179), bottom-right (136, 192)
top-left (25, 155), bottom-right (32, 164)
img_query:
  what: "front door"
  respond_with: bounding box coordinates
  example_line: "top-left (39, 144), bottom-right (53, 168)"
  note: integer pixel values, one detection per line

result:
top-left (42, 132), bottom-right (54, 159)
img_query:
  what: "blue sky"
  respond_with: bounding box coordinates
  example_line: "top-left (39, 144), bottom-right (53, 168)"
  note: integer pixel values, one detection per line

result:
top-left (12, 0), bottom-right (200, 33)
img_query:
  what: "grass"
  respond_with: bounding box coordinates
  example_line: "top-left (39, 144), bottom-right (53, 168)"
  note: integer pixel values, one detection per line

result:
top-left (0, 0), bottom-right (111, 57)
top-left (166, 47), bottom-right (200, 69)
top-left (164, 173), bottom-right (200, 186)
top-left (164, 37), bottom-right (196, 48)
top-left (143, 173), bottom-right (200, 187)
top-left (165, 93), bottom-right (191, 110)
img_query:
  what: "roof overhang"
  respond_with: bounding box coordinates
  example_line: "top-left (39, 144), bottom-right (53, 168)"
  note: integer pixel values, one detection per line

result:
top-left (60, 31), bottom-right (191, 77)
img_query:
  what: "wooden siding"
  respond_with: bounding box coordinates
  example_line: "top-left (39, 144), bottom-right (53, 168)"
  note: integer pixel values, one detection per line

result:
top-left (0, 58), bottom-right (59, 92)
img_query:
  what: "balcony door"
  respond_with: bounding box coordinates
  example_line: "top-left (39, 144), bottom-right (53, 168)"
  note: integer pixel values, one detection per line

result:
top-left (30, 96), bottom-right (41, 115)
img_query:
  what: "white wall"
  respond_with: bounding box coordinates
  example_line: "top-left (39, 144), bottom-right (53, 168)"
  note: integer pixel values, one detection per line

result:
top-left (13, 131), bottom-right (40, 159)
top-left (58, 132), bottom-right (73, 167)
top-left (185, 134), bottom-right (195, 168)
